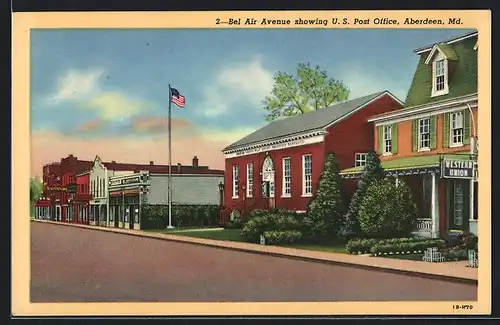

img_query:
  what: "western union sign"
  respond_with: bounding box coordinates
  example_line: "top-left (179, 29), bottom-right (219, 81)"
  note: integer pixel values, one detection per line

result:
top-left (441, 159), bottom-right (475, 179)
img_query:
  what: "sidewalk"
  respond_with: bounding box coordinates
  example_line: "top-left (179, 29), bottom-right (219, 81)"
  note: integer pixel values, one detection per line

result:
top-left (32, 220), bottom-right (478, 284)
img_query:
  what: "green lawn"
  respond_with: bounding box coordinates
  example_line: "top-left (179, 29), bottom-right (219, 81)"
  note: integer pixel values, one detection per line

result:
top-left (148, 228), bottom-right (349, 254)
top-left (144, 226), bottom-right (221, 233)
top-left (160, 228), bottom-right (246, 242)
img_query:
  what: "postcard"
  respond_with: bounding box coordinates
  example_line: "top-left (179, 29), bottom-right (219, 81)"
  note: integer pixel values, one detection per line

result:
top-left (13, 10), bottom-right (491, 317)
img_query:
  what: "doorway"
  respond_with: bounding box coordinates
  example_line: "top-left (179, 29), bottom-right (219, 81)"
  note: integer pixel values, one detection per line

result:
top-left (262, 155), bottom-right (275, 208)
top-left (448, 180), bottom-right (470, 231)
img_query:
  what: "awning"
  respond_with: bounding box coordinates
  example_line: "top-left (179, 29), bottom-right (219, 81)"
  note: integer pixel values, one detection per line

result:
top-left (35, 200), bottom-right (51, 207)
top-left (340, 153), bottom-right (475, 179)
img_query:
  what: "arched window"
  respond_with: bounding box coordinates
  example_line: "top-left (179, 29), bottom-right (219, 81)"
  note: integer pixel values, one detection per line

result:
top-left (263, 156), bottom-right (274, 172)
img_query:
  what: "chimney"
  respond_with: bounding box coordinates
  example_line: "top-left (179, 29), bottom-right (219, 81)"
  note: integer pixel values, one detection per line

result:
top-left (177, 163), bottom-right (182, 172)
top-left (192, 156), bottom-right (199, 167)
top-left (111, 160), bottom-right (116, 164)
top-left (68, 154), bottom-right (74, 158)
top-left (149, 161), bottom-right (154, 165)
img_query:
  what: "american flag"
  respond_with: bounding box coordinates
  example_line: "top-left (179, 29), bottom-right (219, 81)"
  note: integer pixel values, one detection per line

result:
top-left (170, 87), bottom-right (185, 108)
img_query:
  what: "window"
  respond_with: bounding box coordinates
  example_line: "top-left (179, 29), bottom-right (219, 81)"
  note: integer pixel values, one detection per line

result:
top-left (383, 125), bottom-right (392, 154)
top-left (435, 59), bottom-right (445, 91)
top-left (450, 111), bottom-right (464, 146)
top-left (473, 181), bottom-right (478, 220)
top-left (282, 157), bottom-right (291, 197)
top-left (302, 154), bottom-right (312, 196)
top-left (246, 163), bottom-right (253, 198)
top-left (91, 180), bottom-right (95, 196)
top-left (96, 177), bottom-right (100, 197)
top-left (419, 118), bottom-right (431, 149)
top-left (232, 165), bottom-right (239, 198)
top-left (355, 153), bottom-right (367, 167)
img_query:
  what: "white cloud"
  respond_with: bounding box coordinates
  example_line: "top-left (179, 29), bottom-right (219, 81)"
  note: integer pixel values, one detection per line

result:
top-left (82, 91), bottom-right (153, 121)
top-left (52, 68), bottom-right (103, 101)
top-left (340, 67), bottom-right (409, 102)
top-left (199, 55), bottom-right (274, 118)
top-left (198, 126), bottom-right (259, 143)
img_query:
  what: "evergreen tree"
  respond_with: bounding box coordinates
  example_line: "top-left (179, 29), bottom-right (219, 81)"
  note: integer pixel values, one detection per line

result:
top-left (303, 152), bottom-right (344, 242)
top-left (342, 150), bottom-right (384, 237)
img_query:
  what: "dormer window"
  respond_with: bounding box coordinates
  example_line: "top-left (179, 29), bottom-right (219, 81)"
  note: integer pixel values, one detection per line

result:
top-left (435, 59), bottom-right (445, 91)
top-left (425, 43), bottom-right (456, 98)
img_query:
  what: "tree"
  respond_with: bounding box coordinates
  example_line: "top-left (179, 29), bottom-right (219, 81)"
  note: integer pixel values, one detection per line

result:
top-left (262, 63), bottom-right (350, 121)
top-left (303, 152), bottom-right (345, 242)
top-left (358, 178), bottom-right (418, 239)
top-left (342, 150), bottom-right (384, 238)
top-left (30, 177), bottom-right (43, 217)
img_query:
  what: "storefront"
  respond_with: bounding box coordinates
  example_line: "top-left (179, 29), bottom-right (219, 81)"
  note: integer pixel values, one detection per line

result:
top-left (34, 198), bottom-right (51, 220)
top-left (341, 154), bottom-right (478, 238)
top-left (440, 157), bottom-right (478, 235)
top-left (108, 172), bottom-right (150, 230)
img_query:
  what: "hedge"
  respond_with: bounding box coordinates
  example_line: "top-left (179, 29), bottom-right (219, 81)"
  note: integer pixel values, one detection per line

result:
top-left (345, 237), bottom-right (446, 255)
top-left (241, 210), bottom-right (303, 243)
top-left (140, 204), bottom-right (220, 229)
top-left (263, 230), bottom-right (303, 245)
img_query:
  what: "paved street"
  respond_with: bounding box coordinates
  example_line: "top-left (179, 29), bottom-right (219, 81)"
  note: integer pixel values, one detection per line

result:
top-left (30, 222), bottom-right (477, 302)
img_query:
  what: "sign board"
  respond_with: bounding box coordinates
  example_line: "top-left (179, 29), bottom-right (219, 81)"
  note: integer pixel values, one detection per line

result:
top-left (109, 173), bottom-right (150, 189)
top-left (122, 176), bottom-right (140, 185)
top-left (235, 139), bottom-right (306, 157)
top-left (441, 159), bottom-right (475, 179)
top-left (47, 184), bottom-right (77, 193)
top-left (66, 183), bottom-right (77, 193)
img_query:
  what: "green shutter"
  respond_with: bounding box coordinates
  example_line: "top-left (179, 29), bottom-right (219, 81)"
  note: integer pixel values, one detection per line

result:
top-left (377, 126), bottom-right (384, 154)
top-left (430, 115), bottom-right (437, 149)
top-left (463, 109), bottom-right (471, 145)
top-left (462, 180), bottom-right (470, 229)
top-left (391, 124), bottom-right (398, 154)
top-left (412, 120), bottom-right (418, 151)
top-left (443, 113), bottom-right (450, 148)
top-left (445, 180), bottom-right (451, 230)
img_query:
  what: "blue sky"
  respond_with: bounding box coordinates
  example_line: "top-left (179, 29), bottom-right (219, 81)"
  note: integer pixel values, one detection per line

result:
top-left (30, 28), bottom-right (474, 175)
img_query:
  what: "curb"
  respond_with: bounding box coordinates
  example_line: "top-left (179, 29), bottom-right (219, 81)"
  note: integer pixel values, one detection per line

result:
top-left (31, 220), bottom-right (478, 285)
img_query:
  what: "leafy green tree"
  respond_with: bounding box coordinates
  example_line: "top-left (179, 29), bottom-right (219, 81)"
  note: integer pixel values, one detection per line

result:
top-left (342, 150), bottom-right (384, 237)
top-left (302, 152), bottom-right (345, 242)
top-left (30, 177), bottom-right (43, 217)
top-left (358, 178), bottom-right (418, 239)
top-left (262, 63), bottom-right (350, 121)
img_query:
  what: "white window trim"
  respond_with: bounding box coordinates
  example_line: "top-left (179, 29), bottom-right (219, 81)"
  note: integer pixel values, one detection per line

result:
top-left (354, 153), bottom-right (367, 167)
top-left (302, 154), bottom-right (313, 197)
top-left (383, 125), bottom-right (392, 156)
top-left (431, 55), bottom-right (449, 97)
top-left (246, 163), bottom-right (253, 198)
top-left (232, 165), bottom-right (239, 199)
top-left (418, 117), bottom-right (431, 152)
top-left (282, 157), bottom-right (292, 198)
top-left (449, 111), bottom-right (464, 148)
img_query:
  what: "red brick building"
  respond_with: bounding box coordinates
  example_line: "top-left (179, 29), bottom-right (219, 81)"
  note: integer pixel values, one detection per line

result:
top-left (72, 171), bottom-right (91, 224)
top-left (220, 91), bottom-right (403, 225)
top-left (35, 154), bottom-right (92, 221)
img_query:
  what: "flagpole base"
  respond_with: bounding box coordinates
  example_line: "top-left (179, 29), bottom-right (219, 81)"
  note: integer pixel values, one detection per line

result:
top-left (167, 225), bottom-right (175, 229)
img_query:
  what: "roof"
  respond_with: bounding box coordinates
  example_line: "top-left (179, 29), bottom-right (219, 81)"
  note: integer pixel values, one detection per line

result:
top-left (404, 34), bottom-right (477, 108)
top-left (413, 31), bottom-right (478, 54)
top-left (340, 153), bottom-right (473, 175)
top-left (223, 91), bottom-right (396, 151)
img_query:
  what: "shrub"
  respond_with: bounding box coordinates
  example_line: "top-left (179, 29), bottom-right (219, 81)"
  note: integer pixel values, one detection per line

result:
top-left (358, 178), bottom-right (418, 239)
top-left (141, 204), bottom-right (219, 229)
top-left (370, 239), bottom-right (446, 256)
top-left (304, 152), bottom-right (345, 242)
top-left (225, 218), bottom-right (243, 229)
top-left (241, 211), bottom-right (303, 243)
top-left (345, 237), bottom-right (446, 255)
top-left (263, 230), bottom-right (303, 245)
top-left (342, 150), bottom-right (384, 238)
top-left (458, 231), bottom-right (478, 250)
top-left (345, 238), bottom-right (379, 254)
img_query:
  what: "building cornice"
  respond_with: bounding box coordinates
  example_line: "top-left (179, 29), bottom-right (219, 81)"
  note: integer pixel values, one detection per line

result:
top-left (368, 93), bottom-right (478, 126)
top-left (222, 131), bottom-right (326, 159)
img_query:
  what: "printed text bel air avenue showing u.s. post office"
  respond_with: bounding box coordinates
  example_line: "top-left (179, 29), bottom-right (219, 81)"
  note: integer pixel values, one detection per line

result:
top-left (215, 17), bottom-right (464, 26)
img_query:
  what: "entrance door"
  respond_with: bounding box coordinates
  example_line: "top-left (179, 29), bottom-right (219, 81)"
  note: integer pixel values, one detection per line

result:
top-left (448, 180), bottom-right (470, 231)
top-left (262, 156), bottom-right (275, 208)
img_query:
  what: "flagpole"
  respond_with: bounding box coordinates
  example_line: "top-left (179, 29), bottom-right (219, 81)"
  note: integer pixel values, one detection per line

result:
top-left (167, 84), bottom-right (174, 229)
